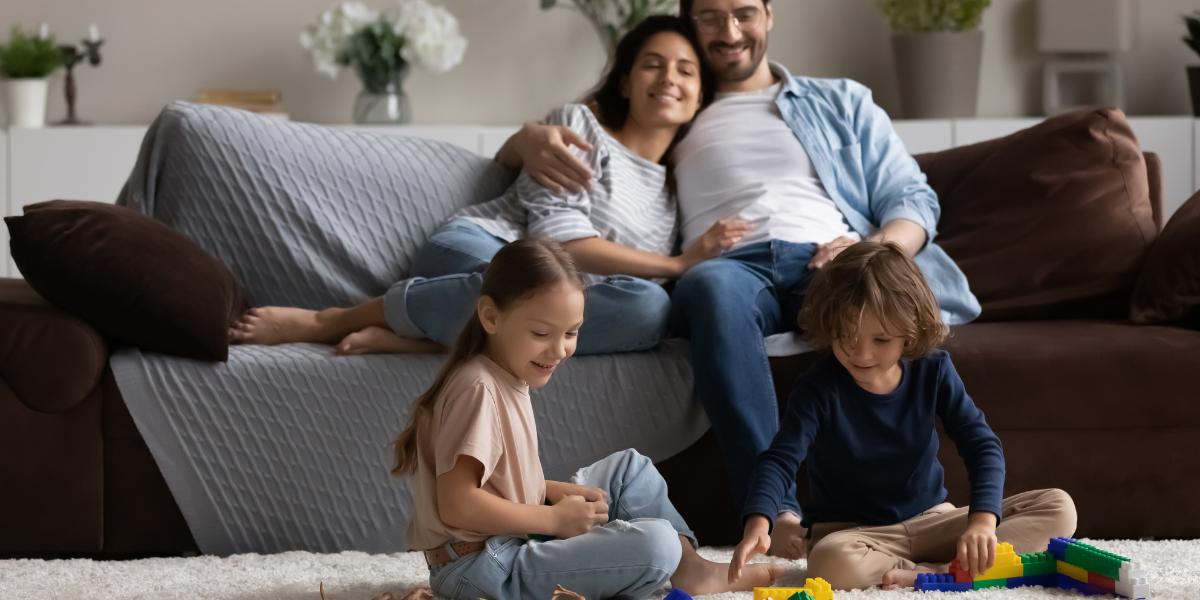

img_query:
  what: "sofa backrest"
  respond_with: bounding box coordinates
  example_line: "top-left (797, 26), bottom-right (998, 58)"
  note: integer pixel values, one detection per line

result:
top-left (118, 101), bottom-right (515, 310)
top-left (915, 108), bottom-right (1159, 322)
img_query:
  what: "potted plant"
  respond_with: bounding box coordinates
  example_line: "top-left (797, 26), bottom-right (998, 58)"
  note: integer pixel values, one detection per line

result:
top-left (1184, 12), bottom-right (1200, 117)
top-left (301, 0), bottom-right (467, 124)
top-left (875, 0), bottom-right (990, 119)
top-left (0, 25), bottom-right (64, 128)
top-left (539, 0), bottom-right (678, 57)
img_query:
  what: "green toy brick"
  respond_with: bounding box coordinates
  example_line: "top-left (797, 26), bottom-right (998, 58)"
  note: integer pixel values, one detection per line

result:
top-left (973, 578), bottom-right (1007, 590)
top-left (1019, 552), bottom-right (1057, 576)
top-left (1065, 543), bottom-right (1124, 580)
top-left (786, 592), bottom-right (814, 600)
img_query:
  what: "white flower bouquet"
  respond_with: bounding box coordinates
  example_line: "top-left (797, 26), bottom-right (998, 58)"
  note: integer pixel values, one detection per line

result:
top-left (301, 0), bottom-right (467, 91)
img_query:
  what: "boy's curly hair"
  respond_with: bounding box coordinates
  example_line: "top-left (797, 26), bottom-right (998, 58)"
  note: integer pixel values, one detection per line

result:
top-left (799, 241), bottom-right (947, 359)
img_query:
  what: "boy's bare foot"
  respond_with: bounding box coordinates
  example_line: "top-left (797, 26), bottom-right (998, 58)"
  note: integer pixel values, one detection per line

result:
top-left (767, 511), bottom-right (807, 560)
top-left (230, 307), bottom-right (346, 346)
top-left (671, 536), bottom-right (787, 595)
top-left (334, 326), bottom-right (445, 356)
top-left (881, 564), bottom-right (941, 590)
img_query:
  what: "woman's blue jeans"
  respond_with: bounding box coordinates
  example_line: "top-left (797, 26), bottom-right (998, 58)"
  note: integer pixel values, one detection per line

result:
top-left (383, 219), bottom-right (671, 355)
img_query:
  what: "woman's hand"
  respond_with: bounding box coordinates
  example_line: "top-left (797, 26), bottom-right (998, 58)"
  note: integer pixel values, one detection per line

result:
top-left (807, 236), bottom-right (858, 270)
top-left (511, 123), bottom-right (594, 194)
top-left (956, 512), bottom-right (999, 577)
top-left (551, 494), bottom-right (609, 539)
top-left (675, 218), bottom-right (753, 276)
top-left (728, 515), bottom-right (772, 584)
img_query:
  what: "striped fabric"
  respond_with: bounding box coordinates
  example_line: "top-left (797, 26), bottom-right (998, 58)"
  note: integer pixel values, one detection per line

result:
top-left (456, 104), bottom-right (678, 284)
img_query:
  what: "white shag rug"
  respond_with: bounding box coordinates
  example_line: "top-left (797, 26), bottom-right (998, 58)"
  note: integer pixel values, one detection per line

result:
top-left (1, 540), bottom-right (1195, 600)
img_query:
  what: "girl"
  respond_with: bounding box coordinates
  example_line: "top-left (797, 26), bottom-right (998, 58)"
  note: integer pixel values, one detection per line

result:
top-left (396, 236), bottom-right (783, 600)
top-left (728, 241), bottom-right (1077, 590)
top-left (230, 16), bottom-right (752, 357)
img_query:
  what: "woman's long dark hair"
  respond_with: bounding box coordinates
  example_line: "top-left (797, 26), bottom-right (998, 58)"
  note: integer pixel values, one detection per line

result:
top-left (586, 16), bottom-right (716, 191)
top-left (391, 237), bottom-right (584, 477)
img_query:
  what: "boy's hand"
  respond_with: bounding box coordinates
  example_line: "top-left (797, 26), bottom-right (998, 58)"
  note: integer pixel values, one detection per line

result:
top-left (550, 494), bottom-right (609, 539)
top-left (729, 515), bottom-right (772, 584)
top-left (956, 512), bottom-right (999, 577)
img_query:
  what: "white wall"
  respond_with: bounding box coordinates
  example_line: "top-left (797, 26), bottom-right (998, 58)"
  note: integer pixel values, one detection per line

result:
top-left (0, 0), bottom-right (1198, 126)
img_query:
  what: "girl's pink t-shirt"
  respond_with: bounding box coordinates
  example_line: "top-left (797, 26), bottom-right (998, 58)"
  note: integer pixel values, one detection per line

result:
top-left (406, 354), bottom-right (547, 551)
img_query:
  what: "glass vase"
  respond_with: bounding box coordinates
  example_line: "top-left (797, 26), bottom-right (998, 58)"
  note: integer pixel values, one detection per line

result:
top-left (352, 62), bottom-right (412, 125)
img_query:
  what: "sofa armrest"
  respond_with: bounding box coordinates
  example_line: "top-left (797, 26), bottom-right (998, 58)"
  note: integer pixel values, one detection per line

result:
top-left (0, 278), bottom-right (108, 413)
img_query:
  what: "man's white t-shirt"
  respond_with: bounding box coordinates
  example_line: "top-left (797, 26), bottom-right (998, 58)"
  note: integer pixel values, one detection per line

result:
top-left (674, 81), bottom-right (858, 251)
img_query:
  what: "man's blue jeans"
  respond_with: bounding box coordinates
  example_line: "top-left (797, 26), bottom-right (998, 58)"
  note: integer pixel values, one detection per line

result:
top-left (384, 219), bottom-right (671, 355)
top-left (669, 240), bottom-right (818, 518)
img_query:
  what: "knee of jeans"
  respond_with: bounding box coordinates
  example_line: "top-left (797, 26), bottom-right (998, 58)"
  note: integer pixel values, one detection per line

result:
top-left (632, 519), bottom-right (683, 578)
top-left (807, 533), bottom-right (874, 590)
top-left (628, 282), bottom-right (671, 329)
top-left (675, 260), bottom-right (751, 310)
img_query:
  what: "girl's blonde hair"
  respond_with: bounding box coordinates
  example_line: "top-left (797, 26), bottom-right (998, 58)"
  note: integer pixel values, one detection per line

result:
top-left (390, 237), bottom-right (584, 477)
top-left (799, 241), bottom-right (948, 359)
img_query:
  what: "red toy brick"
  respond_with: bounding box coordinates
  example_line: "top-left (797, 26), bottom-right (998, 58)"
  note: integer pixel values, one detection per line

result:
top-left (1088, 571), bottom-right (1116, 591)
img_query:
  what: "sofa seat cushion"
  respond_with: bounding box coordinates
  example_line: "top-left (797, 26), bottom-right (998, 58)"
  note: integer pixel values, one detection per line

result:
top-left (916, 108), bottom-right (1157, 322)
top-left (5, 200), bottom-right (246, 362)
top-left (1131, 188), bottom-right (1200, 328)
top-left (942, 320), bottom-right (1200, 430)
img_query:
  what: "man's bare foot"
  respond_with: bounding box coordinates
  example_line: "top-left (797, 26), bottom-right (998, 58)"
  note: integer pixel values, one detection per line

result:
top-left (881, 564), bottom-right (940, 590)
top-left (671, 536), bottom-right (787, 595)
top-left (767, 511), bottom-right (807, 560)
top-left (229, 307), bottom-right (347, 346)
top-left (334, 326), bottom-right (445, 356)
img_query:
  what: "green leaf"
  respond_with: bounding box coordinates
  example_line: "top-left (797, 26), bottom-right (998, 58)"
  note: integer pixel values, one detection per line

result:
top-left (0, 24), bottom-right (64, 78)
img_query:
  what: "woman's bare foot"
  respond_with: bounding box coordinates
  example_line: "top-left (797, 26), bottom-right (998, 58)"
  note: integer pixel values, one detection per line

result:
top-left (881, 564), bottom-right (941, 590)
top-left (767, 511), bottom-right (807, 560)
top-left (230, 306), bottom-right (348, 346)
top-left (671, 536), bottom-right (787, 595)
top-left (334, 326), bottom-right (445, 356)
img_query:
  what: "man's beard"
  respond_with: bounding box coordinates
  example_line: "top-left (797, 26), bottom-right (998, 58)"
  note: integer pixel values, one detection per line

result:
top-left (707, 36), bottom-right (766, 84)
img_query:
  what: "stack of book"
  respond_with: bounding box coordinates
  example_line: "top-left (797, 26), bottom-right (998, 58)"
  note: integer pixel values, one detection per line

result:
top-left (195, 89), bottom-right (288, 120)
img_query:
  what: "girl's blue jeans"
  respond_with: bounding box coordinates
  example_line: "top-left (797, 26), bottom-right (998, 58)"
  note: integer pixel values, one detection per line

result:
top-left (383, 219), bottom-right (671, 355)
top-left (428, 449), bottom-right (697, 600)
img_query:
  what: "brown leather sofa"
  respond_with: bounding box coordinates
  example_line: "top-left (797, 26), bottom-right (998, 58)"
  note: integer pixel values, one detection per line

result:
top-left (4, 114), bottom-right (1198, 556)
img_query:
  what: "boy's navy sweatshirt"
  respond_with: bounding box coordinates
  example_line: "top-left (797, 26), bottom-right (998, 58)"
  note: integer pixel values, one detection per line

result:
top-left (742, 349), bottom-right (1005, 530)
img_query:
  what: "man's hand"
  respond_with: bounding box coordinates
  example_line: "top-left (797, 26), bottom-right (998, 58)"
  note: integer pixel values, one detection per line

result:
top-left (956, 512), bottom-right (999, 578)
top-left (674, 218), bottom-right (753, 275)
top-left (808, 236), bottom-right (858, 270)
top-left (510, 122), bottom-right (594, 194)
top-left (729, 515), bottom-right (772, 584)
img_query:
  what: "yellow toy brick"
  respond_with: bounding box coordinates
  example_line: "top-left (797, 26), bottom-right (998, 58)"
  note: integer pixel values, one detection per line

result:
top-left (803, 578), bottom-right (834, 600)
top-left (753, 579), bottom-right (833, 600)
top-left (1058, 559), bottom-right (1090, 583)
top-left (977, 542), bottom-right (1024, 580)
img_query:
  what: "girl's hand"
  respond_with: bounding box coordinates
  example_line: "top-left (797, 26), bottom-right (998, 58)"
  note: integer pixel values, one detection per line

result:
top-left (728, 515), bottom-right (772, 584)
top-left (546, 480), bottom-right (607, 505)
top-left (956, 512), bottom-right (999, 577)
top-left (551, 494), bottom-right (609, 539)
top-left (675, 218), bottom-right (753, 276)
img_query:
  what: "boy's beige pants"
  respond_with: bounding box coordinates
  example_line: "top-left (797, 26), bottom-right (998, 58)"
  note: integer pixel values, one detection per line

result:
top-left (806, 488), bottom-right (1077, 590)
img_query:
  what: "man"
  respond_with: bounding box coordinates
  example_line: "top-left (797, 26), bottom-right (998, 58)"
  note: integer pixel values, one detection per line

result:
top-left (497, 0), bottom-right (981, 560)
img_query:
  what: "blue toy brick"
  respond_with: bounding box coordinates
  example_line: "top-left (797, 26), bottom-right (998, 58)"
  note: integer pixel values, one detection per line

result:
top-left (664, 589), bottom-right (693, 600)
top-left (1007, 574), bottom-right (1058, 589)
top-left (1048, 536), bottom-right (1078, 562)
top-left (1057, 573), bottom-right (1108, 596)
top-left (915, 574), bottom-right (972, 593)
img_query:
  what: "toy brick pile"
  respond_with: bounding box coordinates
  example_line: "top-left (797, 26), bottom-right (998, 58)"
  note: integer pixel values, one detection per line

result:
top-left (914, 537), bottom-right (1150, 598)
top-left (754, 577), bottom-right (834, 600)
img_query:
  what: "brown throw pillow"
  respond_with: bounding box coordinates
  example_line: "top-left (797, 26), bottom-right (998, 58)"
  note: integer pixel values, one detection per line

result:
top-left (5, 200), bottom-right (245, 361)
top-left (1131, 190), bottom-right (1200, 328)
top-left (916, 108), bottom-right (1158, 321)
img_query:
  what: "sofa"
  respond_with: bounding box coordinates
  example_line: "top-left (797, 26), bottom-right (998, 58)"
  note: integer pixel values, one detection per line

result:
top-left (3, 104), bottom-right (1198, 557)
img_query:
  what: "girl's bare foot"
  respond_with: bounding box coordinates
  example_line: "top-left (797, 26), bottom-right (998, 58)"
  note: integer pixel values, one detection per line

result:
top-left (671, 536), bottom-right (787, 595)
top-left (768, 511), bottom-right (807, 560)
top-left (229, 306), bottom-right (347, 346)
top-left (881, 564), bottom-right (941, 590)
top-left (334, 326), bottom-right (445, 356)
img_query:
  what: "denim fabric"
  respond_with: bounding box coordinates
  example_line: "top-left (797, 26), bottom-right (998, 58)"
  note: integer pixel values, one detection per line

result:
top-left (427, 449), bottom-right (693, 600)
top-left (382, 219), bottom-right (671, 355)
top-left (769, 62), bottom-right (980, 325)
top-left (669, 241), bottom-right (819, 517)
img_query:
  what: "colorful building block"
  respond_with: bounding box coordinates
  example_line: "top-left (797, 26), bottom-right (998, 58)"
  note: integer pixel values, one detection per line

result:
top-left (914, 574), bottom-right (972, 593)
top-left (1088, 571), bottom-right (1116, 592)
top-left (754, 588), bottom-right (802, 600)
top-left (663, 589), bottom-right (692, 600)
top-left (1048, 536), bottom-right (1077, 562)
top-left (1005, 574), bottom-right (1058, 589)
top-left (1058, 559), bottom-right (1090, 583)
top-left (802, 578), bottom-right (834, 600)
top-left (1056, 573), bottom-right (1109, 596)
top-left (1119, 559), bottom-right (1147, 583)
top-left (753, 580), bottom-right (832, 600)
top-left (1115, 576), bottom-right (1150, 600)
top-left (977, 543), bottom-right (1024, 580)
top-left (1066, 541), bottom-right (1128, 580)
top-left (973, 578), bottom-right (1007, 590)
top-left (949, 559), bottom-right (972, 583)
top-left (786, 592), bottom-right (814, 600)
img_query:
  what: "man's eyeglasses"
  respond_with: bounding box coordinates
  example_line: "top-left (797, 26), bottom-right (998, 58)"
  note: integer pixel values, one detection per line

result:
top-left (691, 7), bottom-right (765, 34)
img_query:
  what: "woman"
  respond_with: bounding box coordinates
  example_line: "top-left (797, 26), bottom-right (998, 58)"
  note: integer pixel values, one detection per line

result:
top-left (231, 16), bottom-right (748, 355)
